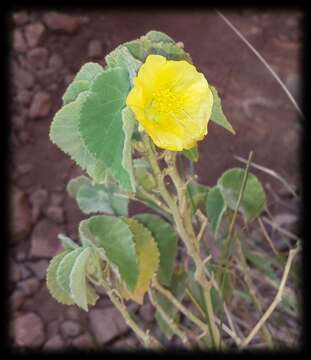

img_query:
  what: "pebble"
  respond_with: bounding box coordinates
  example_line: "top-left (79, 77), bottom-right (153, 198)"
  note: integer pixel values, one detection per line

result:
top-left (89, 307), bottom-right (128, 344)
top-left (48, 53), bottom-right (64, 71)
top-left (60, 320), bottom-right (82, 339)
top-left (12, 11), bottom-right (29, 26)
top-left (28, 260), bottom-right (49, 280)
top-left (29, 188), bottom-right (48, 222)
top-left (10, 257), bottom-right (21, 282)
top-left (113, 335), bottom-right (139, 349)
top-left (9, 186), bottom-right (32, 243)
top-left (30, 219), bottom-right (63, 258)
top-left (18, 130), bottom-right (30, 144)
top-left (44, 335), bottom-right (64, 349)
top-left (10, 290), bottom-right (26, 311)
top-left (88, 40), bottom-right (103, 58)
top-left (27, 47), bottom-right (49, 70)
top-left (43, 12), bottom-right (82, 34)
top-left (50, 193), bottom-right (64, 206)
top-left (13, 29), bottom-right (27, 53)
top-left (18, 277), bottom-right (40, 296)
top-left (29, 91), bottom-right (52, 119)
top-left (71, 333), bottom-right (94, 348)
top-left (24, 22), bottom-right (46, 48)
top-left (17, 163), bottom-right (33, 175)
top-left (17, 89), bottom-right (32, 105)
top-left (45, 205), bottom-right (64, 224)
top-left (12, 62), bottom-right (35, 89)
top-left (13, 312), bottom-right (45, 347)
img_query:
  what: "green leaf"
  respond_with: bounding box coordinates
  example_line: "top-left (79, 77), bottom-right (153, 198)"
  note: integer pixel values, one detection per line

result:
top-left (67, 175), bottom-right (92, 198)
top-left (57, 248), bottom-right (84, 294)
top-left (79, 215), bottom-right (139, 291)
top-left (62, 80), bottom-right (90, 105)
top-left (58, 234), bottom-right (79, 251)
top-left (62, 62), bottom-right (104, 105)
top-left (210, 86), bottom-right (235, 135)
top-left (46, 251), bottom-right (75, 305)
top-left (76, 183), bottom-right (128, 216)
top-left (149, 41), bottom-right (192, 62)
top-left (134, 214), bottom-right (177, 287)
top-left (78, 67), bottom-right (134, 191)
top-left (187, 180), bottom-right (210, 214)
top-left (49, 92), bottom-right (108, 184)
top-left (155, 268), bottom-right (189, 339)
top-left (121, 219), bottom-right (159, 304)
top-left (144, 30), bottom-right (175, 44)
top-left (206, 186), bottom-right (227, 237)
top-left (133, 159), bottom-right (156, 192)
top-left (183, 145), bottom-right (199, 162)
top-left (217, 168), bottom-right (267, 223)
top-left (121, 107), bottom-right (136, 192)
top-left (106, 46), bottom-right (141, 84)
top-left (70, 247), bottom-right (98, 311)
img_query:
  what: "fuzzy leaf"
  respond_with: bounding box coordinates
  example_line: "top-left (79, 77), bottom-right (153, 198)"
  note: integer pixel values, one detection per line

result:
top-left (46, 251), bottom-right (75, 305)
top-left (210, 86), bottom-right (235, 134)
top-left (67, 175), bottom-right (92, 198)
top-left (49, 92), bottom-right (107, 184)
top-left (206, 186), bottom-right (227, 237)
top-left (62, 62), bottom-right (104, 105)
top-left (133, 159), bottom-right (156, 192)
top-left (187, 180), bottom-right (210, 214)
top-left (70, 247), bottom-right (97, 311)
top-left (134, 214), bottom-right (177, 287)
top-left (218, 168), bottom-right (266, 223)
top-left (144, 30), bottom-right (175, 44)
top-left (121, 218), bottom-right (160, 304)
top-left (79, 215), bottom-right (139, 291)
top-left (58, 234), bottom-right (79, 251)
top-left (78, 67), bottom-right (134, 191)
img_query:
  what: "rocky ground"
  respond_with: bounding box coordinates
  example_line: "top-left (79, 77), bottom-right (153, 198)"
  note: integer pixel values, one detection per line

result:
top-left (8, 10), bottom-right (302, 350)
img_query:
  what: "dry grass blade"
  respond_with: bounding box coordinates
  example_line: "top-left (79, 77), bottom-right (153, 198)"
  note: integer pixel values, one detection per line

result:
top-left (215, 10), bottom-right (303, 119)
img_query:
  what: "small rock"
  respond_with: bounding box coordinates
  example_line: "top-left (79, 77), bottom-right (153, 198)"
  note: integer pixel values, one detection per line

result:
top-left (12, 11), bottom-right (29, 26)
top-left (71, 333), bottom-right (94, 348)
top-left (48, 53), bottom-right (64, 71)
top-left (30, 219), bottom-right (63, 258)
top-left (10, 290), bottom-right (26, 311)
top-left (28, 260), bottom-right (49, 280)
top-left (10, 258), bottom-right (21, 282)
top-left (66, 307), bottom-right (81, 321)
top-left (24, 22), bottom-right (45, 48)
top-left (13, 29), bottom-right (27, 53)
top-left (88, 40), bottom-right (103, 58)
top-left (16, 251), bottom-right (27, 262)
top-left (12, 61), bottom-right (35, 89)
top-left (113, 335), bottom-right (139, 349)
top-left (29, 188), bottom-right (48, 222)
top-left (273, 213), bottom-right (298, 229)
top-left (139, 303), bottom-right (154, 323)
top-left (12, 114), bottom-right (26, 130)
top-left (17, 89), bottom-right (31, 105)
top-left (27, 47), bottom-right (49, 70)
top-left (285, 73), bottom-right (301, 101)
top-left (89, 307), bottom-right (128, 344)
top-left (29, 91), bottom-right (51, 119)
top-left (50, 193), bottom-right (64, 206)
top-left (18, 277), bottom-right (40, 296)
top-left (18, 130), bottom-right (30, 144)
top-left (45, 205), bottom-right (64, 224)
top-left (19, 264), bottom-right (32, 280)
top-left (60, 320), bottom-right (82, 339)
top-left (46, 320), bottom-right (59, 338)
top-left (9, 186), bottom-right (32, 243)
top-left (44, 335), bottom-right (64, 349)
top-left (13, 312), bottom-right (45, 347)
top-left (43, 12), bottom-right (82, 33)
top-left (17, 163), bottom-right (33, 175)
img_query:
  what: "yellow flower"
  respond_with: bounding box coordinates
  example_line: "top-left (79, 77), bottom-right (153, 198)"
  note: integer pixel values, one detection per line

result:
top-left (126, 54), bottom-right (213, 151)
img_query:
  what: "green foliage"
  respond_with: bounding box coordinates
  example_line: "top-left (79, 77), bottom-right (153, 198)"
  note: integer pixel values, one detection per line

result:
top-left (155, 268), bottom-right (189, 339)
top-left (78, 67), bottom-right (134, 191)
top-left (79, 215), bottom-right (139, 291)
top-left (134, 214), bottom-right (177, 287)
top-left (58, 234), bottom-right (79, 251)
top-left (217, 168), bottom-right (267, 223)
top-left (120, 219), bottom-right (160, 304)
top-left (144, 30), bottom-right (175, 44)
top-left (206, 186), bottom-right (227, 237)
top-left (50, 92), bottom-right (108, 184)
top-left (67, 175), bottom-right (92, 198)
top-left (183, 145), bottom-right (199, 162)
top-left (133, 159), bottom-right (156, 192)
top-left (210, 86), bottom-right (235, 135)
top-left (187, 180), bottom-right (210, 214)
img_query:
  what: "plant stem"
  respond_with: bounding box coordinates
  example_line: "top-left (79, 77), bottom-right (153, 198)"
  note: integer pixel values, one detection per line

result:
top-left (241, 245), bottom-right (300, 347)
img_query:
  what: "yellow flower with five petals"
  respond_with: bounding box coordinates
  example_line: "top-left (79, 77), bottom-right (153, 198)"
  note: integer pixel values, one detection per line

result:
top-left (126, 54), bottom-right (213, 151)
